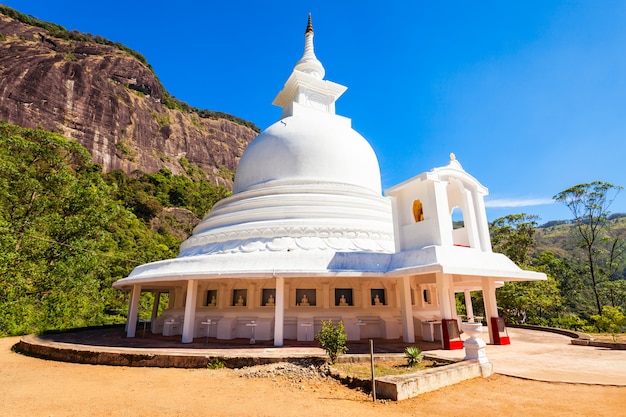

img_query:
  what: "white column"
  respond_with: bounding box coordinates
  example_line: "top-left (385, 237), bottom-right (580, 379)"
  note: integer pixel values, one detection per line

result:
top-left (473, 190), bottom-right (492, 252)
top-left (482, 277), bottom-right (498, 344)
top-left (464, 289), bottom-right (474, 321)
top-left (274, 277), bottom-right (285, 346)
top-left (361, 282), bottom-right (370, 307)
top-left (388, 195), bottom-right (402, 250)
top-left (218, 283), bottom-right (227, 309)
top-left (151, 291), bottom-right (161, 321)
top-left (322, 282), bottom-right (330, 309)
top-left (448, 287), bottom-right (457, 318)
top-left (433, 180), bottom-right (454, 246)
top-left (399, 276), bottom-right (415, 343)
top-left (126, 285), bottom-right (141, 338)
top-left (436, 272), bottom-right (453, 319)
top-left (182, 279), bottom-right (198, 343)
top-left (462, 188), bottom-right (480, 249)
top-left (248, 283), bottom-right (256, 309)
top-left (150, 291), bottom-right (161, 333)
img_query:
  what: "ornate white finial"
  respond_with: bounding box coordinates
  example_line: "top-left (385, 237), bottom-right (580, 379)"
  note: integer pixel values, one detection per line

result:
top-left (294, 14), bottom-right (325, 79)
top-left (272, 15), bottom-right (346, 116)
top-left (447, 152), bottom-right (464, 170)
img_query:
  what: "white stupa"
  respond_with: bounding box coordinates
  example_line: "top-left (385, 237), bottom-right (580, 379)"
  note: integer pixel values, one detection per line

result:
top-left (113, 16), bottom-right (545, 347)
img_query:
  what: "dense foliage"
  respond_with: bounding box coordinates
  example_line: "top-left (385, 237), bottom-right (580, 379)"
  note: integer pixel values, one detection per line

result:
top-left (489, 200), bottom-right (626, 334)
top-left (161, 91), bottom-right (260, 133)
top-left (0, 122), bottom-right (227, 336)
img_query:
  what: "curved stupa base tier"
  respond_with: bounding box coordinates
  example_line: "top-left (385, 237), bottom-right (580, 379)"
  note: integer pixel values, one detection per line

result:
top-left (180, 180), bottom-right (395, 256)
top-left (114, 245), bottom-right (544, 289)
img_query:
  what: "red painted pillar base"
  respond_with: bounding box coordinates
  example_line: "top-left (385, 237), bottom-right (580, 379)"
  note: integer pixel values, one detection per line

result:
top-left (490, 317), bottom-right (510, 345)
top-left (442, 319), bottom-right (463, 350)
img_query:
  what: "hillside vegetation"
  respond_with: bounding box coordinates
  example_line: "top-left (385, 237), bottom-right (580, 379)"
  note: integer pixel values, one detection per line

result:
top-left (0, 122), bottom-right (228, 335)
top-left (484, 210), bottom-right (626, 337)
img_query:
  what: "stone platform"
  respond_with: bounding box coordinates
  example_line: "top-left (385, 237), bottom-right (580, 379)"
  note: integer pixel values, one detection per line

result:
top-left (16, 325), bottom-right (626, 386)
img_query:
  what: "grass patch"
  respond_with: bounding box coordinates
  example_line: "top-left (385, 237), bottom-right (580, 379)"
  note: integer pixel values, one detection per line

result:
top-left (588, 333), bottom-right (626, 342)
top-left (332, 359), bottom-right (445, 379)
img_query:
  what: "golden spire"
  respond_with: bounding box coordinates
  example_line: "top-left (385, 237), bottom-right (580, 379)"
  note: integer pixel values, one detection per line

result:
top-left (294, 14), bottom-right (325, 79)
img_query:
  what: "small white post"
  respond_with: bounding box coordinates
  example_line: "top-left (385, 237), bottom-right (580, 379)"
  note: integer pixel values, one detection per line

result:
top-left (462, 322), bottom-right (488, 363)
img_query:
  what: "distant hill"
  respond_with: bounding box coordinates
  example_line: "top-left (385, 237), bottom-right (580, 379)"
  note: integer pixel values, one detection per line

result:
top-left (538, 213), bottom-right (626, 229)
top-left (0, 6), bottom-right (258, 188)
top-left (535, 216), bottom-right (626, 261)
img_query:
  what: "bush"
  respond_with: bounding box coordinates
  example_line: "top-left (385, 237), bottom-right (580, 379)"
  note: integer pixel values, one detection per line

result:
top-left (404, 346), bottom-right (423, 367)
top-left (549, 314), bottom-right (588, 331)
top-left (590, 306), bottom-right (626, 341)
top-left (206, 359), bottom-right (225, 369)
top-left (315, 320), bottom-right (348, 363)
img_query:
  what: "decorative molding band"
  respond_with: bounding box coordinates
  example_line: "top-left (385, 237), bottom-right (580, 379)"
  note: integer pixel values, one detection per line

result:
top-left (179, 226), bottom-right (395, 257)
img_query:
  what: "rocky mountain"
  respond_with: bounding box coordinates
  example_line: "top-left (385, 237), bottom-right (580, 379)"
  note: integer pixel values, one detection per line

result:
top-left (0, 7), bottom-right (258, 188)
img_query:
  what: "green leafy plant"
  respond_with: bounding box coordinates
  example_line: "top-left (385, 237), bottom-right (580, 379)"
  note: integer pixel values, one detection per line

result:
top-left (590, 306), bottom-right (626, 342)
top-left (404, 346), bottom-right (423, 367)
top-left (315, 320), bottom-right (348, 364)
top-left (206, 359), bottom-right (225, 369)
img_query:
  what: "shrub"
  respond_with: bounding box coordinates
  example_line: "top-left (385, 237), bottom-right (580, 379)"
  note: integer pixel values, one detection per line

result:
top-left (404, 346), bottom-right (423, 367)
top-left (590, 306), bottom-right (626, 341)
top-left (315, 320), bottom-right (348, 363)
top-left (206, 359), bottom-right (225, 369)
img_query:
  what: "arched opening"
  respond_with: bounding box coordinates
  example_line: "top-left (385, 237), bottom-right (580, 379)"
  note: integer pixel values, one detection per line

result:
top-left (450, 206), bottom-right (464, 229)
top-left (450, 206), bottom-right (470, 247)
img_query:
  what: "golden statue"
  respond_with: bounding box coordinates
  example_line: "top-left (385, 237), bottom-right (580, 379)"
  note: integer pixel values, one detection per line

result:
top-left (412, 199), bottom-right (424, 222)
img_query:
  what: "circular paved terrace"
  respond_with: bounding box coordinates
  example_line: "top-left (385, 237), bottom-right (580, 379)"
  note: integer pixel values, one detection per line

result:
top-left (17, 326), bottom-right (626, 386)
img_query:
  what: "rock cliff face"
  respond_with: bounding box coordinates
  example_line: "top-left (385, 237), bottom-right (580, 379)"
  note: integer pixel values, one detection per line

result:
top-left (0, 13), bottom-right (257, 188)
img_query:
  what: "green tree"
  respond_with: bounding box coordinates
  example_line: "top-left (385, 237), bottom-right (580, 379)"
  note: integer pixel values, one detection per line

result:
top-left (496, 277), bottom-right (564, 325)
top-left (589, 306), bottom-right (626, 341)
top-left (554, 182), bottom-right (625, 315)
top-left (491, 213), bottom-right (539, 267)
top-left (0, 122), bottom-right (181, 335)
top-left (0, 123), bottom-right (120, 333)
top-left (315, 320), bottom-right (348, 363)
top-left (533, 251), bottom-right (587, 318)
top-left (490, 214), bottom-right (566, 325)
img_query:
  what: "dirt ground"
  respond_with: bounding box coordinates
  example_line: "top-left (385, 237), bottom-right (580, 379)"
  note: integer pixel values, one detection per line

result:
top-left (1, 337), bottom-right (624, 417)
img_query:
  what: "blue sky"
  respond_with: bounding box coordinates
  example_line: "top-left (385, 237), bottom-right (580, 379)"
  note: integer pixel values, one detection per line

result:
top-left (4, 1), bottom-right (626, 223)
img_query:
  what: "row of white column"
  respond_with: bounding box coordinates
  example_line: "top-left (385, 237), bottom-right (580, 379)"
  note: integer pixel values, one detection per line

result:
top-left (435, 273), bottom-right (499, 344)
top-left (124, 275), bottom-right (499, 345)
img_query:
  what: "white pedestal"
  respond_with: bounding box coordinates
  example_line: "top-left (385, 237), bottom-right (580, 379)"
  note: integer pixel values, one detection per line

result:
top-left (462, 322), bottom-right (489, 364)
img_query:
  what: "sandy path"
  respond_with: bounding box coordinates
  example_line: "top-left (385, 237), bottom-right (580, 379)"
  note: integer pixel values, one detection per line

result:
top-left (1, 336), bottom-right (623, 417)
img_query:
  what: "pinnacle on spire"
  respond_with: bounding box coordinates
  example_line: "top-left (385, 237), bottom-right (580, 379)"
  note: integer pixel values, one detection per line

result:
top-left (273, 15), bottom-right (346, 117)
top-left (294, 14), bottom-right (325, 79)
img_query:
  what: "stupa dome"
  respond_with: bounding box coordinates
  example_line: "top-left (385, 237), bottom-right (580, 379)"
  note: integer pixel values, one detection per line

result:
top-left (178, 16), bottom-right (394, 257)
top-left (233, 107), bottom-right (382, 194)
